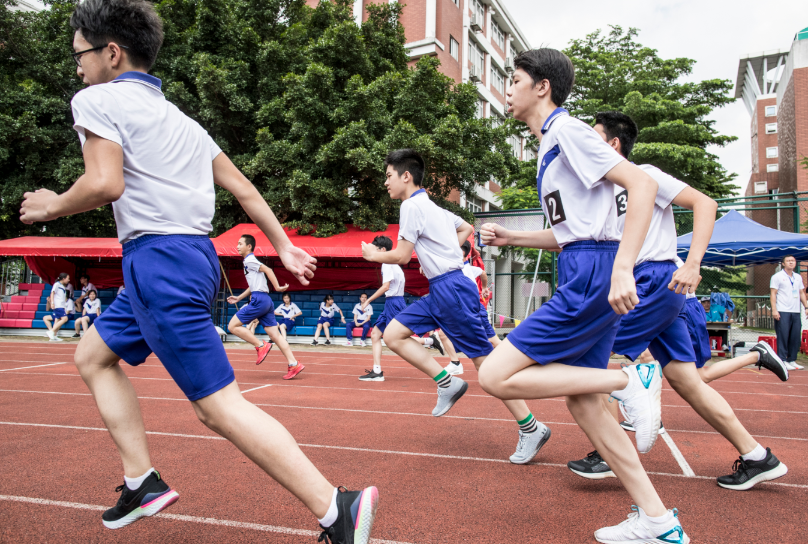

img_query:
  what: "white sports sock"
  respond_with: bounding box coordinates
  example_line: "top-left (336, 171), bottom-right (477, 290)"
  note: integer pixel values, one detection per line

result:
top-left (289, 361), bottom-right (298, 367)
top-left (124, 467), bottom-right (154, 491)
top-left (742, 443), bottom-right (767, 462)
top-left (423, 338), bottom-right (433, 347)
top-left (638, 506), bottom-right (673, 526)
top-left (318, 488), bottom-right (338, 528)
top-left (373, 364), bottom-right (381, 374)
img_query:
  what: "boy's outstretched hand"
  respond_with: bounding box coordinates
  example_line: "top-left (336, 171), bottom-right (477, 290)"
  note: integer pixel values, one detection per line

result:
top-left (278, 246), bottom-right (316, 286)
top-left (20, 189), bottom-right (59, 224)
top-left (480, 223), bottom-right (509, 246)
top-left (227, 295), bottom-right (239, 304)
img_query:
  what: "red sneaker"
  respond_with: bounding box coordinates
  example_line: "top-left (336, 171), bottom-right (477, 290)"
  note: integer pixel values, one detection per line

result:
top-left (283, 363), bottom-right (305, 380)
top-left (256, 342), bottom-right (273, 365)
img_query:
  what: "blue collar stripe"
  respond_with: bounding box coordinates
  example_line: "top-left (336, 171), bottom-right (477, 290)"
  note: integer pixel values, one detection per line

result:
top-left (540, 107), bottom-right (569, 134)
top-left (536, 144), bottom-right (560, 198)
top-left (114, 71), bottom-right (163, 91)
top-left (411, 188), bottom-right (426, 197)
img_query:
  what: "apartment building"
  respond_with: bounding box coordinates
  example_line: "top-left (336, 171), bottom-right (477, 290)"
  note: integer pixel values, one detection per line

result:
top-left (7, 0), bottom-right (43, 12)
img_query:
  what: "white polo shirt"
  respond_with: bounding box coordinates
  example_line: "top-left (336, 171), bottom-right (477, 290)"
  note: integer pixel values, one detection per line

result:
top-left (276, 303), bottom-right (301, 319)
top-left (64, 283), bottom-right (75, 314)
top-left (243, 254), bottom-right (269, 293)
top-left (381, 263), bottom-right (405, 297)
top-left (462, 262), bottom-right (483, 282)
top-left (52, 283), bottom-right (67, 309)
top-left (615, 164), bottom-right (688, 264)
top-left (320, 302), bottom-right (340, 318)
top-left (770, 269), bottom-right (805, 313)
top-left (352, 303), bottom-right (373, 323)
top-left (80, 282), bottom-right (97, 298)
top-left (398, 190), bottom-right (464, 280)
top-left (84, 298), bottom-right (102, 315)
top-left (71, 72), bottom-right (222, 243)
top-left (537, 110), bottom-right (625, 247)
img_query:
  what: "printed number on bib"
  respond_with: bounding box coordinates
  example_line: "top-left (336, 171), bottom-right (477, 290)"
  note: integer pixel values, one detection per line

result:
top-left (543, 190), bottom-right (567, 226)
top-left (615, 189), bottom-right (628, 217)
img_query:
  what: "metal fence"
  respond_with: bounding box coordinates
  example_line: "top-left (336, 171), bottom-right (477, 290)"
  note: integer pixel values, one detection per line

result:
top-left (0, 258), bottom-right (41, 301)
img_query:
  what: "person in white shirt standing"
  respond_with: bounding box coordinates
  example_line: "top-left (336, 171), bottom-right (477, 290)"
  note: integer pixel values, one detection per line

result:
top-left (43, 273), bottom-right (71, 341)
top-left (344, 293), bottom-right (373, 347)
top-left (770, 255), bottom-right (808, 370)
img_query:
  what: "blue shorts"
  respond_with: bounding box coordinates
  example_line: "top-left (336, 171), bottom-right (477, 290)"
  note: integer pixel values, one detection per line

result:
top-left (234, 292), bottom-right (278, 328)
top-left (280, 318), bottom-right (296, 331)
top-left (375, 296), bottom-right (407, 333)
top-left (612, 261), bottom-right (696, 367)
top-left (94, 235), bottom-right (234, 402)
top-left (82, 313), bottom-right (98, 325)
top-left (508, 241), bottom-right (622, 369)
top-left (479, 304), bottom-right (496, 339)
top-left (684, 297), bottom-right (711, 368)
top-left (317, 316), bottom-right (335, 326)
top-left (51, 308), bottom-right (66, 320)
top-left (394, 270), bottom-right (493, 359)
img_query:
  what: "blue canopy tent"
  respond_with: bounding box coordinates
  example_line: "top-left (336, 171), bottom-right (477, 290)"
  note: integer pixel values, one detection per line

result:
top-left (677, 210), bottom-right (808, 266)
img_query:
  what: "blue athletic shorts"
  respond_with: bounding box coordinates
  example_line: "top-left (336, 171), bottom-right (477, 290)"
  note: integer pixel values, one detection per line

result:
top-left (394, 270), bottom-right (493, 359)
top-left (507, 241), bottom-right (622, 369)
top-left (51, 308), bottom-right (66, 320)
top-left (94, 235), bottom-right (235, 401)
top-left (375, 296), bottom-right (407, 333)
top-left (612, 261), bottom-right (696, 367)
top-left (84, 313), bottom-right (98, 325)
top-left (479, 304), bottom-right (496, 339)
top-left (234, 292), bottom-right (277, 328)
top-left (280, 317), bottom-right (296, 331)
top-left (684, 297), bottom-right (711, 368)
top-left (317, 316), bottom-right (335, 326)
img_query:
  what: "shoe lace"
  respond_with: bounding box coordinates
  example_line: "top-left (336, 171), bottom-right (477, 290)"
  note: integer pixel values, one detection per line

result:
top-left (585, 450), bottom-right (600, 461)
top-left (317, 528), bottom-right (335, 543)
top-left (730, 456), bottom-right (748, 475)
top-left (618, 400), bottom-right (630, 422)
top-left (514, 431), bottom-right (527, 453)
top-left (363, 369), bottom-right (373, 375)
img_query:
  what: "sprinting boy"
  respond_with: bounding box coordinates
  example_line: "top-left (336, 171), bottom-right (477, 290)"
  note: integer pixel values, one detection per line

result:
top-left (275, 292), bottom-right (302, 340)
top-left (312, 295), bottom-right (345, 345)
top-left (344, 293), bottom-right (373, 346)
top-left (19, 2), bottom-right (378, 540)
top-left (566, 111), bottom-right (787, 492)
top-left (362, 150), bottom-right (550, 464)
top-left (477, 49), bottom-right (691, 542)
top-left (43, 272), bottom-right (70, 341)
top-left (73, 289), bottom-right (102, 337)
top-left (227, 235), bottom-right (305, 380)
top-left (74, 273), bottom-right (97, 312)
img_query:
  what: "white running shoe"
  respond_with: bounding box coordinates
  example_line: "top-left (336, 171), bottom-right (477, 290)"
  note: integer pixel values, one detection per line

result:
top-left (784, 361), bottom-right (797, 370)
top-left (595, 506), bottom-right (689, 544)
top-left (611, 363), bottom-right (662, 454)
top-left (509, 424), bottom-right (551, 464)
top-left (432, 376), bottom-right (468, 416)
top-left (343, 340), bottom-right (353, 347)
top-left (52, 336), bottom-right (64, 342)
top-left (445, 361), bottom-right (464, 376)
top-left (791, 361), bottom-right (804, 370)
top-left (358, 340), bottom-right (366, 347)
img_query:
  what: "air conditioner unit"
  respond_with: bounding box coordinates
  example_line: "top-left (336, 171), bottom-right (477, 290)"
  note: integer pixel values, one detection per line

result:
top-left (470, 13), bottom-right (482, 32)
top-left (753, 181), bottom-right (768, 194)
top-left (504, 56), bottom-right (514, 73)
top-left (469, 65), bottom-right (481, 82)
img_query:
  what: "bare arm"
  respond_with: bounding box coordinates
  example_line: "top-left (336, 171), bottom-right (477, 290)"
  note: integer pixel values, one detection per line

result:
top-left (20, 132), bottom-right (125, 223)
top-left (259, 264), bottom-right (289, 292)
top-left (228, 287), bottom-right (251, 305)
top-left (771, 287), bottom-right (779, 320)
top-left (668, 187), bottom-right (717, 295)
top-left (364, 282), bottom-right (390, 308)
top-left (480, 225), bottom-right (561, 250)
top-left (457, 221), bottom-right (474, 247)
top-left (213, 154), bottom-right (316, 285)
top-left (362, 239), bottom-right (415, 266)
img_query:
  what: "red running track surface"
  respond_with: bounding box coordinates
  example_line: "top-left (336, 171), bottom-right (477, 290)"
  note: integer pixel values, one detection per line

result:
top-left (0, 341), bottom-right (806, 543)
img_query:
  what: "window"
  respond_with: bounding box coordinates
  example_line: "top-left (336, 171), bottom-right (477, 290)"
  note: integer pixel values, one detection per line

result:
top-left (767, 163), bottom-right (779, 172)
top-left (466, 196), bottom-right (483, 214)
top-left (449, 37), bottom-right (459, 61)
top-left (491, 21), bottom-right (505, 50)
top-left (765, 123), bottom-right (778, 134)
top-left (753, 181), bottom-right (767, 194)
top-left (471, 0), bottom-right (484, 27)
top-left (490, 115), bottom-right (503, 128)
top-left (765, 105), bottom-right (777, 117)
top-left (525, 147), bottom-right (537, 161)
top-left (766, 147), bottom-right (778, 158)
top-left (510, 134), bottom-right (521, 159)
top-left (491, 67), bottom-right (505, 95)
top-left (475, 99), bottom-right (486, 119)
top-left (469, 40), bottom-right (484, 78)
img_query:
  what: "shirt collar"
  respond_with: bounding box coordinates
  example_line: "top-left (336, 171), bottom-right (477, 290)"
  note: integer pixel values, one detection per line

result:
top-left (541, 107), bottom-right (569, 135)
top-left (411, 188), bottom-right (426, 198)
top-left (113, 71), bottom-right (163, 91)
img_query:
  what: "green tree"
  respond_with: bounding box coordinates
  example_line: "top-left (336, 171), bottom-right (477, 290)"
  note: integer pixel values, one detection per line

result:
top-left (0, 0), bottom-right (519, 239)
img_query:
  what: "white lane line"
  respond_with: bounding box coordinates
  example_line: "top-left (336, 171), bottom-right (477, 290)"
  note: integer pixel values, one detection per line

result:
top-left (241, 384), bottom-right (273, 394)
top-left (0, 495), bottom-right (411, 544)
top-left (0, 362), bottom-right (70, 372)
top-left (660, 432), bottom-right (695, 477)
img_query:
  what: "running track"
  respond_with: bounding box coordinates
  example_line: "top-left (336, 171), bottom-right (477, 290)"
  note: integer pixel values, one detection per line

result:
top-left (0, 340), bottom-right (805, 543)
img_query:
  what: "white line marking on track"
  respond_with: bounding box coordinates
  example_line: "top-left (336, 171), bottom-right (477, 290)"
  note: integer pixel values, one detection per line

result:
top-left (0, 362), bottom-right (69, 372)
top-left (660, 431), bottom-right (695, 477)
top-left (0, 495), bottom-right (411, 544)
top-left (240, 384), bottom-right (273, 394)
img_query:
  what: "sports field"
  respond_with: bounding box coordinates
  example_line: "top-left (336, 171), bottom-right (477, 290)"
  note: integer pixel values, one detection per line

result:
top-left (0, 339), bottom-right (804, 543)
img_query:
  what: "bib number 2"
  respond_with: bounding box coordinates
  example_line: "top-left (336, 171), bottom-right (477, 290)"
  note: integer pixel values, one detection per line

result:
top-left (543, 190), bottom-right (566, 226)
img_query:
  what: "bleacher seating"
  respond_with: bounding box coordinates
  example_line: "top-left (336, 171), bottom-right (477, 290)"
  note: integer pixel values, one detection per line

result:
top-left (2, 283), bottom-right (120, 331)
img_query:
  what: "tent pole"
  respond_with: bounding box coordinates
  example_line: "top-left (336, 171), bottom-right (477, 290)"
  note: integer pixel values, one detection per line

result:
top-left (219, 259), bottom-right (240, 310)
top-left (524, 217), bottom-right (547, 321)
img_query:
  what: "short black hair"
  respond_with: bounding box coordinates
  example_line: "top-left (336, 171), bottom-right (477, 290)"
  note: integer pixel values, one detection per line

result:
top-left (360, 292), bottom-right (368, 298)
top-left (461, 240), bottom-right (471, 258)
top-left (782, 254), bottom-right (796, 263)
top-left (594, 111), bottom-right (639, 159)
top-left (57, 272), bottom-right (69, 281)
top-left (384, 149), bottom-right (425, 187)
top-left (241, 234), bottom-right (256, 252)
top-left (70, 0), bottom-right (164, 70)
top-left (371, 235), bottom-right (393, 251)
top-left (88, 289), bottom-right (97, 297)
top-left (80, 273), bottom-right (90, 281)
top-left (283, 293), bottom-right (291, 301)
top-left (323, 295), bottom-right (334, 303)
top-left (513, 48), bottom-right (575, 107)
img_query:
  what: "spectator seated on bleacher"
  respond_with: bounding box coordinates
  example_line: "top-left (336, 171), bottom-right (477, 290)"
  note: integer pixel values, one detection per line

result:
top-left (274, 293), bottom-right (302, 340)
top-left (74, 274), bottom-right (97, 312)
top-left (73, 289), bottom-right (102, 337)
top-left (312, 295), bottom-right (346, 345)
top-left (344, 293), bottom-right (372, 347)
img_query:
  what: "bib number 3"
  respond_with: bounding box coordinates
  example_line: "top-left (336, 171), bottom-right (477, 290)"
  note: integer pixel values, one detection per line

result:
top-left (543, 190), bottom-right (567, 226)
top-left (615, 189), bottom-right (628, 217)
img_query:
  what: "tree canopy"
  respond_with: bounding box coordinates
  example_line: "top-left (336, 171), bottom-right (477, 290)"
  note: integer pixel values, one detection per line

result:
top-left (0, 0), bottom-right (520, 239)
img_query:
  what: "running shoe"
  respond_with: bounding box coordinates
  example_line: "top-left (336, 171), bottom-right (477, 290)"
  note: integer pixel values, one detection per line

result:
top-left (358, 370), bottom-right (384, 382)
top-left (46, 331), bottom-right (54, 340)
top-left (318, 486), bottom-right (379, 544)
top-left (595, 506), bottom-right (688, 544)
top-left (791, 361), bottom-right (805, 370)
top-left (256, 341), bottom-right (273, 365)
top-left (51, 336), bottom-right (63, 342)
top-left (432, 376), bottom-right (467, 417)
top-left (72, 333), bottom-right (81, 338)
top-left (101, 470), bottom-right (179, 530)
top-left (619, 418), bottom-right (666, 434)
top-left (343, 340), bottom-right (353, 347)
top-left (567, 450), bottom-right (616, 479)
top-left (358, 340), bottom-right (366, 347)
top-left (429, 333), bottom-right (444, 355)
top-left (717, 448), bottom-right (788, 490)
top-left (283, 363), bottom-right (305, 380)
top-left (750, 342), bottom-right (788, 381)
top-left (312, 339), bottom-right (318, 346)
top-left (509, 423), bottom-right (551, 464)
top-left (324, 339), bottom-right (331, 345)
top-left (611, 363), bottom-right (662, 454)
top-left (444, 361), bottom-right (464, 376)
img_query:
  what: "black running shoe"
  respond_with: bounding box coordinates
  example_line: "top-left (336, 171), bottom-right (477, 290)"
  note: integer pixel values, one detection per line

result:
top-left (325, 339), bottom-right (331, 345)
top-left (358, 370), bottom-right (384, 382)
top-left (567, 450), bottom-right (616, 479)
top-left (318, 486), bottom-right (379, 544)
top-left (717, 448), bottom-right (788, 490)
top-left (72, 333), bottom-right (81, 338)
top-left (102, 471), bottom-right (179, 529)
top-left (312, 339), bottom-right (318, 346)
top-left (429, 333), bottom-right (444, 356)
top-left (750, 342), bottom-right (789, 382)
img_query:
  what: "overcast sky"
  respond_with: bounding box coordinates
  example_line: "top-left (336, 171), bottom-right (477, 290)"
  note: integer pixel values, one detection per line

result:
top-left (503, 0), bottom-right (807, 195)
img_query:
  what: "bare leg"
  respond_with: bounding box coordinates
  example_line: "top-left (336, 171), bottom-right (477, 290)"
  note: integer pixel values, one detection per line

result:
top-left (567, 394), bottom-right (667, 516)
top-left (323, 322), bottom-right (331, 341)
top-left (439, 330), bottom-right (460, 360)
top-left (74, 327), bottom-right (153, 477)
top-left (192, 381), bottom-right (334, 517)
top-left (488, 335), bottom-right (502, 348)
top-left (74, 318), bottom-right (83, 334)
top-left (43, 316), bottom-right (53, 331)
top-left (52, 317), bottom-right (68, 334)
top-left (279, 323), bottom-right (287, 340)
top-left (664, 362), bottom-right (758, 454)
top-left (314, 323), bottom-right (322, 341)
top-left (228, 315), bottom-right (261, 348)
top-left (468, 355), bottom-right (530, 421)
top-left (699, 353), bottom-right (760, 383)
top-left (638, 349), bottom-right (654, 364)
top-left (266, 326), bottom-right (297, 365)
top-left (383, 320), bottom-right (444, 378)
top-left (82, 317), bottom-right (92, 333)
top-left (371, 326), bottom-right (383, 369)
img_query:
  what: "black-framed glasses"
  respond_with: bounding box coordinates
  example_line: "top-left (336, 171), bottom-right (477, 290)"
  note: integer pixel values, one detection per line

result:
top-left (71, 43), bottom-right (129, 67)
